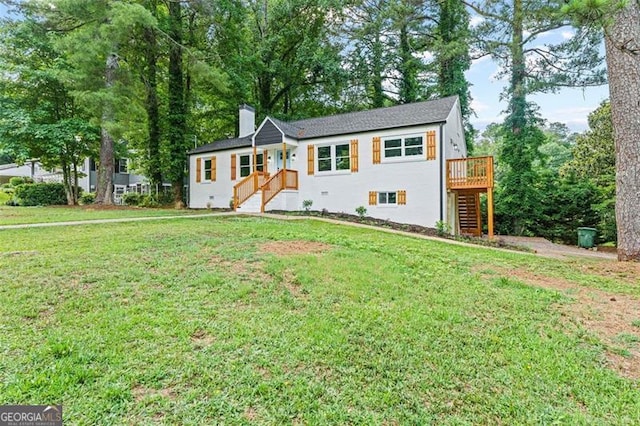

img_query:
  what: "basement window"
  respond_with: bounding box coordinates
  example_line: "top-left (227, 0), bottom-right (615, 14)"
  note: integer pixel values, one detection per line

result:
top-left (378, 192), bottom-right (397, 205)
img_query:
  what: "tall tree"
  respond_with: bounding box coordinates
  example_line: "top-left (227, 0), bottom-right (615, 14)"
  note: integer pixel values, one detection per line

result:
top-left (466, 0), bottom-right (605, 234)
top-left (28, 0), bottom-right (157, 204)
top-left (142, 0), bottom-right (162, 188)
top-left (433, 0), bottom-right (474, 152)
top-left (0, 15), bottom-right (99, 204)
top-left (166, 0), bottom-right (187, 207)
top-left (563, 0), bottom-right (640, 260)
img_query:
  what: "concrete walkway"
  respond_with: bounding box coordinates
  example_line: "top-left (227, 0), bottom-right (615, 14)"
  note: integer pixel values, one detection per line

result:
top-left (0, 212), bottom-right (238, 230)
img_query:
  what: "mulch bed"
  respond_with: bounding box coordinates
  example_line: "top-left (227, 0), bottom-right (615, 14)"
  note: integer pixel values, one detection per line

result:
top-left (267, 210), bottom-right (531, 252)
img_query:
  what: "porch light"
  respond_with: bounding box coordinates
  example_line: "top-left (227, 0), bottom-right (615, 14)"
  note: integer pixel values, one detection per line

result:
top-left (291, 153), bottom-right (297, 161)
top-left (267, 155), bottom-right (272, 163)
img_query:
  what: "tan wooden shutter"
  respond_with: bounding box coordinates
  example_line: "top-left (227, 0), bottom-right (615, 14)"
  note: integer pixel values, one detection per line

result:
top-left (372, 137), bottom-right (381, 164)
top-left (230, 154), bottom-right (237, 180)
top-left (398, 190), bottom-right (407, 205)
top-left (307, 144), bottom-right (315, 175)
top-left (368, 191), bottom-right (377, 205)
top-left (263, 149), bottom-right (268, 173)
top-left (196, 158), bottom-right (202, 183)
top-left (350, 139), bottom-right (359, 172)
top-left (211, 156), bottom-right (217, 181)
top-left (426, 130), bottom-right (437, 160)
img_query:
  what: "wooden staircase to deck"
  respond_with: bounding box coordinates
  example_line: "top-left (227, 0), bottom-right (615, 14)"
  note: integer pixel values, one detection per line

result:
top-left (446, 156), bottom-right (494, 237)
top-left (457, 192), bottom-right (481, 236)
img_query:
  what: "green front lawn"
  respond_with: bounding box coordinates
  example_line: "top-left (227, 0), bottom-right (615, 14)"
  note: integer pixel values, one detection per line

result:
top-left (0, 205), bottom-right (215, 226)
top-left (0, 217), bottom-right (638, 424)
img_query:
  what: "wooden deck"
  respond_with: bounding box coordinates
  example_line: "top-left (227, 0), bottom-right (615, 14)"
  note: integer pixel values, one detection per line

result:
top-left (446, 156), bottom-right (494, 190)
top-left (446, 156), bottom-right (495, 237)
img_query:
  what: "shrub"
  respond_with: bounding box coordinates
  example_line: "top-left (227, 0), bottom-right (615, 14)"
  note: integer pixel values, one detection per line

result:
top-left (9, 177), bottom-right (25, 187)
top-left (435, 220), bottom-right (451, 237)
top-left (302, 199), bottom-right (313, 213)
top-left (355, 206), bottom-right (367, 219)
top-left (122, 192), bottom-right (142, 206)
top-left (0, 191), bottom-right (10, 204)
top-left (139, 194), bottom-right (160, 208)
top-left (13, 183), bottom-right (67, 206)
top-left (80, 192), bottom-right (96, 205)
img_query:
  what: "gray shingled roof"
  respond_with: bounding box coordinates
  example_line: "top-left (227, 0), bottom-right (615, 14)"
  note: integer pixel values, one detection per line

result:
top-left (189, 96), bottom-right (457, 154)
top-left (284, 96), bottom-right (457, 139)
top-left (188, 135), bottom-right (252, 154)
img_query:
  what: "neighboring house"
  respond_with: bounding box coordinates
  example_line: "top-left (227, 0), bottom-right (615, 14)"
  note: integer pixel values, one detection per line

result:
top-left (0, 160), bottom-right (57, 184)
top-left (1, 158), bottom-right (160, 204)
top-left (77, 158), bottom-right (167, 203)
top-left (188, 97), bottom-right (495, 236)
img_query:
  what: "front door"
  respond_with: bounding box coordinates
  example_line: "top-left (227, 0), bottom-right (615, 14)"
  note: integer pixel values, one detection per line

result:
top-left (276, 149), bottom-right (291, 170)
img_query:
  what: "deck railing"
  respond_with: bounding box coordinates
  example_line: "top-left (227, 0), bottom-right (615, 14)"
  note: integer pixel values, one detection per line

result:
top-left (260, 169), bottom-right (298, 211)
top-left (233, 171), bottom-right (269, 209)
top-left (285, 169), bottom-right (298, 189)
top-left (446, 156), bottom-right (494, 190)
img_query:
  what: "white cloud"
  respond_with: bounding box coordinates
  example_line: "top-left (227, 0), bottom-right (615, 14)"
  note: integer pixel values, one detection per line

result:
top-left (471, 99), bottom-right (490, 113)
top-left (561, 30), bottom-right (574, 40)
top-left (470, 55), bottom-right (491, 68)
top-left (470, 16), bottom-right (484, 28)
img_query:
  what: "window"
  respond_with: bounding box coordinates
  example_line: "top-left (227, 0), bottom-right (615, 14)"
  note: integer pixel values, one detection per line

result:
top-left (318, 146), bottom-right (331, 172)
top-left (383, 135), bottom-right (424, 159)
top-left (317, 143), bottom-right (350, 172)
top-left (117, 158), bottom-right (128, 174)
top-left (384, 139), bottom-right (402, 158)
top-left (378, 192), bottom-right (397, 205)
top-left (256, 153), bottom-right (264, 172)
top-left (90, 159), bottom-right (97, 171)
top-left (239, 155), bottom-right (251, 177)
top-left (204, 159), bottom-right (212, 180)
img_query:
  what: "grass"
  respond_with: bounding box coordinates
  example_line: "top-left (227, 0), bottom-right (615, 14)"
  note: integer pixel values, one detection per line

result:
top-left (0, 205), bottom-right (215, 226)
top-left (0, 216), bottom-right (639, 424)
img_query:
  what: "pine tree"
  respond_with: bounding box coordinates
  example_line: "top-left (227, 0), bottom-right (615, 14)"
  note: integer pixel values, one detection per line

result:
top-left (563, 0), bottom-right (640, 260)
top-left (467, 0), bottom-right (606, 234)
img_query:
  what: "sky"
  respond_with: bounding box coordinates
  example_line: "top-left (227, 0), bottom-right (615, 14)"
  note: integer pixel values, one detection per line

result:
top-left (0, 4), bottom-right (609, 134)
top-left (465, 21), bottom-right (610, 133)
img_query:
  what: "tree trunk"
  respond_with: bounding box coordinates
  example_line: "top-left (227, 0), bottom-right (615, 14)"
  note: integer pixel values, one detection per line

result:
top-left (606, 2), bottom-right (640, 261)
top-left (144, 3), bottom-right (162, 187)
top-left (168, 0), bottom-right (186, 208)
top-left (371, 34), bottom-right (385, 108)
top-left (398, 24), bottom-right (417, 103)
top-left (73, 160), bottom-right (79, 205)
top-left (95, 52), bottom-right (118, 205)
top-left (61, 162), bottom-right (74, 206)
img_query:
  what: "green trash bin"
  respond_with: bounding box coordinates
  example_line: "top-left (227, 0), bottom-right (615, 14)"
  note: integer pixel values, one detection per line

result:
top-left (577, 227), bottom-right (597, 248)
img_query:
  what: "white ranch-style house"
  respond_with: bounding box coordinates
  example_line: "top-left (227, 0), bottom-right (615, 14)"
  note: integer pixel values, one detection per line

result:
top-left (188, 97), bottom-right (494, 236)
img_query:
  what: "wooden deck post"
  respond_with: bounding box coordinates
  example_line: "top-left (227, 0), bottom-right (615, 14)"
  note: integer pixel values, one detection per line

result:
top-left (282, 141), bottom-right (287, 186)
top-left (253, 146), bottom-right (257, 174)
top-left (487, 187), bottom-right (494, 238)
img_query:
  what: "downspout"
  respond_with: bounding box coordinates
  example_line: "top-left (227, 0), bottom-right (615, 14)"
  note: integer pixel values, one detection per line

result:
top-left (186, 154), bottom-right (190, 208)
top-left (439, 122), bottom-right (444, 222)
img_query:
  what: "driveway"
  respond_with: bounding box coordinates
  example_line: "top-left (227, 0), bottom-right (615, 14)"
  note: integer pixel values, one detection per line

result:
top-left (497, 235), bottom-right (616, 260)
